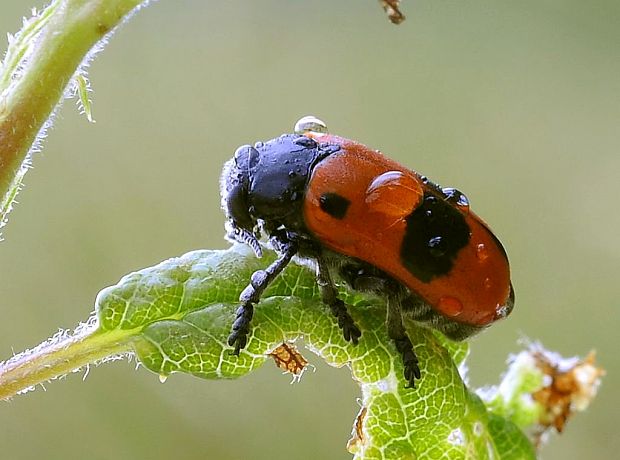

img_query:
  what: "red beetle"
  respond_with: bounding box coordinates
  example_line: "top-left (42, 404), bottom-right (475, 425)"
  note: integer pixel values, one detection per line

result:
top-left (221, 117), bottom-right (514, 387)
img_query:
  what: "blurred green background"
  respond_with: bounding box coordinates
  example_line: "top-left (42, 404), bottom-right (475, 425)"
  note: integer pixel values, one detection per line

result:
top-left (0, 1), bottom-right (618, 458)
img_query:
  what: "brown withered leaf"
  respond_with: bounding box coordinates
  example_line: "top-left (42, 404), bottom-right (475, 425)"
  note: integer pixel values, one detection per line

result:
top-left (531, 350), bottom-right (604, 443)
top-left (269, 342), bottom-right (308, 377)
top-left (347, 406), bottom-right (368, 454)
top-left (379, 0), bottom-right (406, 24)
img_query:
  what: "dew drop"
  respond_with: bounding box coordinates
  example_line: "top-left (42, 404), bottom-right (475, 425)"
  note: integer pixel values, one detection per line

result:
top-left (158, 374), bottom-right (168, 384)
top-left (294, 115), bottom-right (329, 135)
top-left (476, 243), bottom-right (489, 261)
top-left (483, 277), bottom-right (493, 289)
top-left (495, 304), bottom-right (510, 320)
top-left (365, 170), bottom-right (422, 217)
top-left (438, 296), bottom-right (464, 317)
top-left (442, 187), bottom-right (470, 212)
top-left (254, 141), bottom-right (264, 149)
top-left (428, 236), bottom-right (446, 257)
top-left (447, 428), bottom-right (466, 446)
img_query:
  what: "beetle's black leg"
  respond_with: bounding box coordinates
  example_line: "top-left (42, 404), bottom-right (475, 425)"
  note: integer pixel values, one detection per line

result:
top-left (386, 296), bottom-right (421, 388)
top-left (228, 238), bottom-right (298, 354)
top-left (316, 255), bottom-right (362, 344)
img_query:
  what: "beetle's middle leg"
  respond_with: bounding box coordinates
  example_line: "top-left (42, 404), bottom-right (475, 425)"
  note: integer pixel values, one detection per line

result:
top-left (315, 255), bottom-right (362, 344)
top-left (386, 296), bottom-right (421, 388)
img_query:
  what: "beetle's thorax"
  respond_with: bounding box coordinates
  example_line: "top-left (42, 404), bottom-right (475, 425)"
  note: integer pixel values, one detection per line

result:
top-left (221, 134), bottom-right (340, 236)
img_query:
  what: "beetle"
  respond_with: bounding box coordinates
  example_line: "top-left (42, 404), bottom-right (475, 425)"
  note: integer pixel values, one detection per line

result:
top-left (220, 116), bottom-right (514, 387)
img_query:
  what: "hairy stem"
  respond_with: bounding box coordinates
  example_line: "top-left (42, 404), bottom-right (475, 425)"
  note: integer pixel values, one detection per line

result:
top-left (0, 327), bottom-right (133, 400)
top-left (0, 0), bottom-right (146, 228)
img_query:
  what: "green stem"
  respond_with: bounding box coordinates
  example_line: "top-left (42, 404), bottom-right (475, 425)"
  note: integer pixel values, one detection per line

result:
top-left (0, 0), bottom-right (146, 228)
top-left (0, 327), bottom-right (133, 400)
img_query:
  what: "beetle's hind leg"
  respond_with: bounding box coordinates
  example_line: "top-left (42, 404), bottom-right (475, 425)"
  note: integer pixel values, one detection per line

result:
top-left (228, 238), bottom-right (298, 354)
top-left (387, 296), bottom-right (421, 388)
top-left (315, 255), bottom-right (362, 344)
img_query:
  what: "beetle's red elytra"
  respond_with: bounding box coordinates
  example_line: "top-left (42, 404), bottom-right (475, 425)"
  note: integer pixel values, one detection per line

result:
top-left (302, 132), bottom-right (512, 327)
top-left (220, 116), bottom-right (514, 388)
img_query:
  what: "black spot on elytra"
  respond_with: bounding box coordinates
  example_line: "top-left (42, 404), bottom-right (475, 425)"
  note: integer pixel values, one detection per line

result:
top-left (401, 193), bottom-right (470, 283)
top-left (319, 193), bottom-right (350, 220)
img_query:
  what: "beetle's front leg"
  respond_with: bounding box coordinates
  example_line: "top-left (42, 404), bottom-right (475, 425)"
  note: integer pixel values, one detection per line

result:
top-left (228, 238), bottom-right (298, 354)
top-left (315, 255), bottom-right (362, 344)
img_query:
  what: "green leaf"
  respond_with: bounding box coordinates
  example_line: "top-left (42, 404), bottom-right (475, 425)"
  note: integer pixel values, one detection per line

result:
top-left (93, 244), bottom-right (534, 459)
top-left (482, 350), bottom-right (545, 430)
top-left (487, 414), bottom-right (536, 460)
top-left (2, 243), bottom-right (601, 457)
top-left (74, 74), bottom-right (94, 122)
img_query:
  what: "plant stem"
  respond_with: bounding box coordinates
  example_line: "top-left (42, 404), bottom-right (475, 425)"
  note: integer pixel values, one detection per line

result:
top-left (0, 327), bottom-right (133, 400)
top-left (0, 0), bottom-right (146, 228)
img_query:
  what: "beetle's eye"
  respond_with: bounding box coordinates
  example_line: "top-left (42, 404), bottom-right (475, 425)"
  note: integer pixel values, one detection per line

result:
top-left (294, 115), bottom-right (329, 135)
top-left (234, 145), bottom-right (260, 169)
top-left (365, 170), bottom-right (423, 218)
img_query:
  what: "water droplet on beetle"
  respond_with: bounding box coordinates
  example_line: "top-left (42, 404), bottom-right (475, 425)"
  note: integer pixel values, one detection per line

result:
top-left (254, 141), bottom-right (264, 149)
top-left (483, 277), bottom-right (493, 289)
top-left (158, 374), bottom-right (168, 383)
top-left (294, 115), bottom-right (329, 135)
top-left (442, 187), bottom-right (470, 212)
top-left (438, 296), bottom-right (463, 317)
top-left (428, 236), bottom-right (446, 257)
top-left (476, 243), bottom-right (489, 261)
top-left (365, 170), bottom-right (422, 217)
top-left (288, 171), bottom-right (296, 178)
top-left (495, 304), bottom-right (510, 320)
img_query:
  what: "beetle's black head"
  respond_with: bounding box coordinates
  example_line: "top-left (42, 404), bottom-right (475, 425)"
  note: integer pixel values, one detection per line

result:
top-left (220, 133), bottom-right (340, 256)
